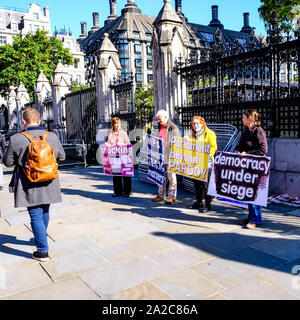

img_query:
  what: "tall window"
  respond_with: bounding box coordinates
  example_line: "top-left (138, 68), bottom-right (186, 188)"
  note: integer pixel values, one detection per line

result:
top-left (33, 13), bottom-right (39, 20)
top-left (0, 21), bottom-right (5, 29)
top-left (0, 36), bottom-right (7, 44)
top-left (11, 22), bottom-right (18, 31)
top-left (76, 75), bottom-right (81, 84)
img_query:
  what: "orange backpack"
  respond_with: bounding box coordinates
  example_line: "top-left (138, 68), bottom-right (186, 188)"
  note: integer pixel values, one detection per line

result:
top-left (21, 131), bottom-right (58, 183)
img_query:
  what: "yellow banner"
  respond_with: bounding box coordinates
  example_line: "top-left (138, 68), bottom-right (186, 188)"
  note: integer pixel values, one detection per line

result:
top-left (168, 136), bottom-right (210, 182)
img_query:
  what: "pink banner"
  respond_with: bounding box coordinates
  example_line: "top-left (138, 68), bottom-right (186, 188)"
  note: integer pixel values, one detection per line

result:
top-left (100, 144), bottom-right (134, 177)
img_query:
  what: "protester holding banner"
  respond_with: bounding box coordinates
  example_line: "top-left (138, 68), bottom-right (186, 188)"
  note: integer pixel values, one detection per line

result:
top-left (106, 117), bottom-right (132, 197)
top-left (152, 110), bottom-right (180, 205)
top-left (235, 109), bottom-right (268, 229)
top-left (188, 116), bottom-right (217, 212)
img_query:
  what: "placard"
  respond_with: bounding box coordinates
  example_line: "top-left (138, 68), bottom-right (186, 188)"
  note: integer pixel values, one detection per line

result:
top-left (208, 151), bottom-right (271, 207)
top-left (100, 144), bottom-right (134, 177)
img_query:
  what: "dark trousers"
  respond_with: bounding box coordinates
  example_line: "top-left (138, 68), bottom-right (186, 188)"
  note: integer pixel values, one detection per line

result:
top-left (193, 170), bottom-right (212, 206)
top-left (113, 176), bottom-right (132, 195)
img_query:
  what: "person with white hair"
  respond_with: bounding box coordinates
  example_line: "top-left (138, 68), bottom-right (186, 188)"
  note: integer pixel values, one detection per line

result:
top-left (152, 109), bottom-right (180, 205)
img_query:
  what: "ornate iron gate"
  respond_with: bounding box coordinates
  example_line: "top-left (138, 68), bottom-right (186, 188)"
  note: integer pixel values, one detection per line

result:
top-left (65, 87), bottom-right (97, 146)
top-left (110, 74), bottom-right (153, 130)
top-left (175, 15), bottom-right (300, 138)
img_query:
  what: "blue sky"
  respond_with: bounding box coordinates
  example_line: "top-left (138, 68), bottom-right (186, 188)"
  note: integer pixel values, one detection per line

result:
top-left (3, 0), bottom-right (267, 39)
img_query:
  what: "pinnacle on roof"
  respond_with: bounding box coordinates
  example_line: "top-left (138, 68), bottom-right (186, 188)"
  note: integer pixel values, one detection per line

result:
top-left (153, 0), bottom-right (182, 25)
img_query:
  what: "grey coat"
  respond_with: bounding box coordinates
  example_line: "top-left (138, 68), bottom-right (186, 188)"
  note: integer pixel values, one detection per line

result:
top-left (3, 127), bottom-right (66, 208)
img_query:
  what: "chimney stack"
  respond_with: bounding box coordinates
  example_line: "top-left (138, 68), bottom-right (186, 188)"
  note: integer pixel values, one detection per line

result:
top-left (175, 0), bottom-right (182, 13)
top-left (110, 0), bottom-right (117, 16)
top-left (80, 21), bottom-right (87, 37)
top-left (208, 5), bottom-right (224, 29)
top-left (91, 12), bottom-right (100, 32)
top-left (93, 12), bottom-right (99, 28)
top-left (241, 12), bottom-right (252, 33)
top-left (105, 0), bottom-right (117, 25)
top-left (43, 6), bottom-right (49, 18)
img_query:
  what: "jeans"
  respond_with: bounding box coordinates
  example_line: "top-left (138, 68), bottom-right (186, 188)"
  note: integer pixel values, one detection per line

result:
top-left (27, 204), bottom-right (50, 252)
top-left (248, 204), bottom-right (262, 224)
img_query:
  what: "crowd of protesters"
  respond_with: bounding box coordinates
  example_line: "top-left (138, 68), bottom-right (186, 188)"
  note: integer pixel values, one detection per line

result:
top-left (0, 107), bottom-right (267, 262)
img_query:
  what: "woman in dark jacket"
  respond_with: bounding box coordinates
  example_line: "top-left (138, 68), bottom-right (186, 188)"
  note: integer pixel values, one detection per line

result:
top-left (235, 109), bottom-right (268, 229)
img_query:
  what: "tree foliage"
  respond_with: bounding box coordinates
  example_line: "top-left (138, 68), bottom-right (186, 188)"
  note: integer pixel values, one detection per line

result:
top-left (134, 82), bottom-right (154, 125)
top-left (0, 30), bottom-right (73, 100)
top-left (258, 0), bottom-right (300, 33)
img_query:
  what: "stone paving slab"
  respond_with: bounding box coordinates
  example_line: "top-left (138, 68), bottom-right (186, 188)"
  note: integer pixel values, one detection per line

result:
top-left (118, 281), bottom-right (173, 300)
top-left (191, 247), bottom-right (287, 289)
top-left (152, 267), bottom-right (224, 300)
top-left (79, 256), bottom-right (170, 299)
top-left (221, 276), bottom-right (296, 300)
top-left (254, 257), bottom-right (300, 299)
top-left (250, 227), bottom-right (300, 262)
top-left (42, 249), bottom-right (110, 281)
top-left (0, 263), bottom-right (52, 299)
top-left (2, 277), bottom-right (100, 300)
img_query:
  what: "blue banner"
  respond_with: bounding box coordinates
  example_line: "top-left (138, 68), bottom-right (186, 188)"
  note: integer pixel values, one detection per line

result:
top-left (147, 135), bottom-right (165, 187)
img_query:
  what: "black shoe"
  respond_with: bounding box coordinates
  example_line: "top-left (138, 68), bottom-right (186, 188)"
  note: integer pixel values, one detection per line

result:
top-left (112, 193), bottom-right (122, 197)
top-left (202, 204), bottom-right (212, 213)
top-left (188, 202), bottom-right (203, 209)
top-left (32, 251), bottom-right (49, 262)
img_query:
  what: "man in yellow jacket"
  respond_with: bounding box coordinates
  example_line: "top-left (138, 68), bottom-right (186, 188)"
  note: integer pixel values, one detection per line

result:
top-left (188, 116), bottom-right (217, 212)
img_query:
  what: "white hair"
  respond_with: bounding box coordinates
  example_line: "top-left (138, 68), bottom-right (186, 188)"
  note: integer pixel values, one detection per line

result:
top-left (156, 109), bottom-right (169, 119)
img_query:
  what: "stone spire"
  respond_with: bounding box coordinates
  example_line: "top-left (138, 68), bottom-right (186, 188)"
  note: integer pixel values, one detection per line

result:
top-left (153, 0), bottom-right (182, 25)
top-left (98, 33), bottom-right (118, 54)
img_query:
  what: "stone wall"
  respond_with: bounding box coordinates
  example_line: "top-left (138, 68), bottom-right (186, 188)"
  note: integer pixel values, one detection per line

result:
top-left (267, 138), bottom-right (300, 196)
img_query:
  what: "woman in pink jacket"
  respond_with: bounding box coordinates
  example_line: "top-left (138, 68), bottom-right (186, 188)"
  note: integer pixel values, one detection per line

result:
top-left (106, 117), bottom-right (132, 197)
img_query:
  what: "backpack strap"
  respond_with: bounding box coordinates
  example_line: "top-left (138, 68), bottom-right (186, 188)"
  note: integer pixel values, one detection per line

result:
top-left (21, 131), bottom-right (34, 142)
top-left (42, 131), bottom-right (50, 141)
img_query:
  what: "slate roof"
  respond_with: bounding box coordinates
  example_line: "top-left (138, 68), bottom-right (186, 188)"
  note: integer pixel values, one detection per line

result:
top-left (78, 1), bottom-right (258, 55)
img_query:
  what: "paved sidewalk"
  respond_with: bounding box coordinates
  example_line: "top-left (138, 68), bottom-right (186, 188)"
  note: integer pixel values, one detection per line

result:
top-left (0, 166), bottom-right (300, 300)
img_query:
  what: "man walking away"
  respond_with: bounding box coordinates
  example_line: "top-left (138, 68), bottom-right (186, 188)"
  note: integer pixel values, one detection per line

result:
top-left (3, 108), bottom-right (66, 262)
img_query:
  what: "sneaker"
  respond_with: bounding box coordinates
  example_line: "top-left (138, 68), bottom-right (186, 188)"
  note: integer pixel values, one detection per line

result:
top-left (245, 222), bottom-right (257, 229)
top-left (152, 195), bottom-right (164, 202)
top-left (32, 251), bottom-right (49, 262)
top-left (188, 202), bottom-right (203, 209)
top-left (165, 198), bottom-right (176, 205)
